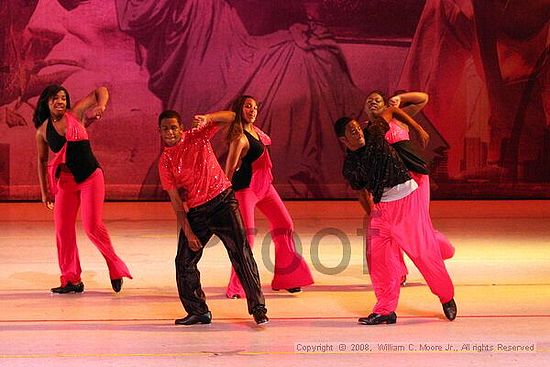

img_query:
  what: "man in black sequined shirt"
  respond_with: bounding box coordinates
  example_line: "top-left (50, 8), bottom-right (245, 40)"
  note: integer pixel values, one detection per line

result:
top-left (334, 116), bottom-right (457, 325)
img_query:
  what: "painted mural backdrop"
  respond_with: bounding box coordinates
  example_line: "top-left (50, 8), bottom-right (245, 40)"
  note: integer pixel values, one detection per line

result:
top-left (1, 0), bottom-right (548, 200)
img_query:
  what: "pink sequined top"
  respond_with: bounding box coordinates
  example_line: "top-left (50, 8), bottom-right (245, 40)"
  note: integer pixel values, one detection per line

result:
top-left (158, 120), bottom-right (231, 208)
top-left (384, 118), bottom-right (410, 144)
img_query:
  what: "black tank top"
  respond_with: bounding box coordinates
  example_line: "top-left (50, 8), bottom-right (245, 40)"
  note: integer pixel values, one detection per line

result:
top-left (46, 118), bottom-right (66, 153)
top-left (391, 140), bottom-right (430, 175)
top-left (46, 119), bottom-right (100, 183)
top-left (232, 129), bottom-right (265, 191)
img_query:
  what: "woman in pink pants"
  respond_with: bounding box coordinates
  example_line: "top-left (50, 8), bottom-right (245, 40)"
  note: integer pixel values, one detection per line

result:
top-left (364, 90), bottom-right (455, 284)
top-left (34, 85), bottom-right (132, 294)
top-left (224, 95), bottom-right (314, 299)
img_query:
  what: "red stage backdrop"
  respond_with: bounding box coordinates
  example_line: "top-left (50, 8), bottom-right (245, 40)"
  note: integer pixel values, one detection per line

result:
top-left (1, 0), bottom-right (549, 200)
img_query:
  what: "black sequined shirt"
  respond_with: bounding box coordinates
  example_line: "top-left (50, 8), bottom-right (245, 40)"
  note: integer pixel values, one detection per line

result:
top-left (342, 119), bottom-right (411, 203)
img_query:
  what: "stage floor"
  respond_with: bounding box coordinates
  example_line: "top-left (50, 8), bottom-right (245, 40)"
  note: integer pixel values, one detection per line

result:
top-left (1, 200), bottom-right (549, 366)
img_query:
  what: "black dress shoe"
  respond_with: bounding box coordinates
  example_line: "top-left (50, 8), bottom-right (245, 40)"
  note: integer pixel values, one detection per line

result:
top-left (272, 287), bottom-right (302, 293)
top-left (252, 305), bottom-right (269, 325)
top-left (51, 282), bottom-right (84, 294)
top-left (175, 312), bottom-right (212, 325)
top-left (442, 298), bottom-right (457, 321)
top-left (286, 287), bottom-right (302, 294)
top-left (111, 278), bottom-right (123, 293)
top-left (358, 312), bottom-right (397, 325)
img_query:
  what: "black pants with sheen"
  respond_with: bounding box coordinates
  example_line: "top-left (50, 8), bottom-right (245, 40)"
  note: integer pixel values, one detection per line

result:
top-left (176, 189), bottom-right (266, 315)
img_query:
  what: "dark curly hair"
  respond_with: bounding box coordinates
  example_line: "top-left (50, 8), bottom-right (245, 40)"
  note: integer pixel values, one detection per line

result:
top-left (226, 95), bottom-right (257, 143)
top-left (32, 85), bottom-right (71, 129)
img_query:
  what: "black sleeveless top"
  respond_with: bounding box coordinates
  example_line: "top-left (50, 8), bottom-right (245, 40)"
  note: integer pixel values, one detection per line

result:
top-left (365, 119), bottom-right (430, 175)
top-left (232, 129), bottom-right (265, 191)
top-left (46, 119), bottom-right (100, 183)
top-left (391, 140), bottom-right (430, 175)
top-left (46, 118), bottom-right (66, 153)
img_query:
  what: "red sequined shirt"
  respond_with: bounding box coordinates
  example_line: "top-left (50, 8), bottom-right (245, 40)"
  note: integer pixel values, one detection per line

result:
top-left (158, 121), bottom-right (231, 208)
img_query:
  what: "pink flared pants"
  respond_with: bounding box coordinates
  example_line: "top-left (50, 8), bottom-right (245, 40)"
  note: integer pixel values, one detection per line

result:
top-left (226, 185), bottom-right (313, 298)
top-left (54, 169), bottom-right (132, 286)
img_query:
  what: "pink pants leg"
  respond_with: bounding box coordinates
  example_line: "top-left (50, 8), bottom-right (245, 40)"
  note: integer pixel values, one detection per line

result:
top-left (364, 217), bottom-right (408, 281)
top-left (416, 174), bottom-right (455, 259)
top-left (226, 186), bottom-right (313, 298)
top-left (54, 173), bottom-right (82, 286)
top-left (54, 170), bottom-right (132, 286)
top-left (256, 186), bottom-right (313, 291)
top-left (368, 188), bottom-right (454, 315)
